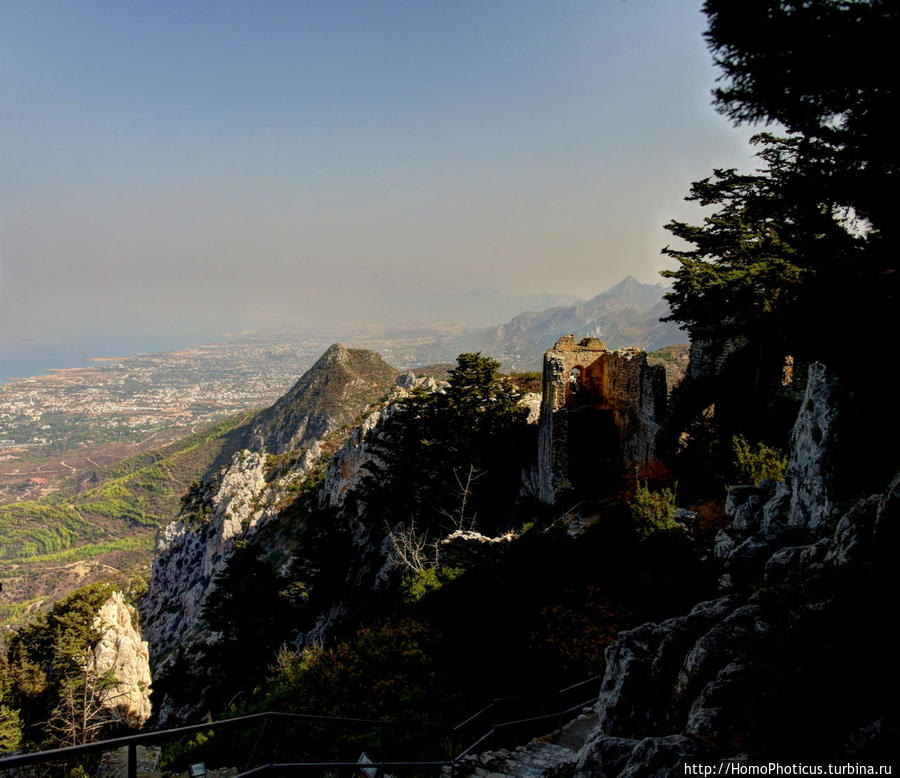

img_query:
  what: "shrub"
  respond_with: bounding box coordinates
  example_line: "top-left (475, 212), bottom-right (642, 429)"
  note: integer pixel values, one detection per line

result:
top-left (402, 567), bottom-right (463, 603)
top-left (630, 473), bottom-right (678, 537)
top-left (732, 436), bottom-right (788, 484)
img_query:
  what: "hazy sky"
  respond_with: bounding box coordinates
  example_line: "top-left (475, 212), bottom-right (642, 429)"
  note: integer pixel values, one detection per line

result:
top-left (0, 0), bottom-right (758, 342)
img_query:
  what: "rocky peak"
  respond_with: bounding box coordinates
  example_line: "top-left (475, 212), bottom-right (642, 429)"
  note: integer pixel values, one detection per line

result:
top-left (246, 343), bottom-right (398, 455)
top-left (140, 345), bottom-right (402, 722)
top-left (87, 591), bottom-right (152, 728)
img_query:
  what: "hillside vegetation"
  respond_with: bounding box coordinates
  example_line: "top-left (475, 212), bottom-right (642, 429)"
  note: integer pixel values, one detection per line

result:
top-left (0, 411), bottom-right (256, 625)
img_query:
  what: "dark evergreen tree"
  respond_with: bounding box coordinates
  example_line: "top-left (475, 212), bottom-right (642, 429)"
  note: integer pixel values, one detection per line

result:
top-left (197, 541), bottom-right (296, 707)
top-left (662, 0), bottom-right (899, 489)
top-left (358, 353), bottom-right (530, 539)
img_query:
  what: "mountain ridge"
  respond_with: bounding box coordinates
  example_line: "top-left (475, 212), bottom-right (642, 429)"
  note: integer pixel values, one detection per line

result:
top-left (417, 276), bottom-right (685, 371)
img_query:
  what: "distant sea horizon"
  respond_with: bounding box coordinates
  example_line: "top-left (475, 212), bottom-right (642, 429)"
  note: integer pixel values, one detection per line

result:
top-left (0, 332), bottom-right (226, 386)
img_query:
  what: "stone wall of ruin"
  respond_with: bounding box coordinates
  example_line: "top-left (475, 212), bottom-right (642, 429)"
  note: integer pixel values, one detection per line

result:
top-left (537, 335), bottom-right (667, 503)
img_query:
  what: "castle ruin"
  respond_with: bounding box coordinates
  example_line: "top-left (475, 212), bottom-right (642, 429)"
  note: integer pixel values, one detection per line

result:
top-left (536, 335), bottom-right (667, 503)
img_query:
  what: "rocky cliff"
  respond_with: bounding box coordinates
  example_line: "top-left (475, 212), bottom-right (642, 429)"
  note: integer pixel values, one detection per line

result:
top-left (88, 591), bottom-right (153, 728)
top-left (569, 363), bottom-right (897, 774)
top-left (247, 343), bottom-right (398, 455)
top-left (139, 345), bottom-right (399, 720)
top-left (450, 362), bottom-right (895, 777)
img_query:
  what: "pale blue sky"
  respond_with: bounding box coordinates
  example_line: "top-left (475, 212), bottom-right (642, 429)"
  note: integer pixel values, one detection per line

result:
top-left (0, 0), bottom-right (757, 343)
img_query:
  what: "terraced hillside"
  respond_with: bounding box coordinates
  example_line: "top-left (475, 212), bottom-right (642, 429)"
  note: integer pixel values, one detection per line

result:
top-left (0, 411), bottom-right (256, 625)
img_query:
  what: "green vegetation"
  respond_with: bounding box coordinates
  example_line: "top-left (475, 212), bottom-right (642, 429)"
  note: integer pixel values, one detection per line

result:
top-left (664, 1), bottom-right (896, 375)
top-left (359, 353), bottom-right (531, 540)
top-left (630, 474), bottom-right (679, 537)
top-left (3, 583), bottom-right (123, 754)
top-left (0, 660), bottom-right (22, 753)
top-left (6, 536), bottom-right (153, 566)
top-left (505, 371), bottom-right (542, 393)
top-left (732, 436), bottom-right (788, 485)
top-left (401, 566), bottom-right (464, 604)
top-left (0, 412), bottom-right (253, 563)
top-left (662, 0), bottom-right (898, 495)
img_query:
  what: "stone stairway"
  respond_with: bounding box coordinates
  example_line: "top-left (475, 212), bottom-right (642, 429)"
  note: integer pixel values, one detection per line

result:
top-left (446, 710), bottom-right (597, 777)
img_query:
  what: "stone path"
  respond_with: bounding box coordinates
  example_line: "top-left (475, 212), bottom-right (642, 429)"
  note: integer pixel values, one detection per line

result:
top-left (445, 709), bottom-right (597, 777)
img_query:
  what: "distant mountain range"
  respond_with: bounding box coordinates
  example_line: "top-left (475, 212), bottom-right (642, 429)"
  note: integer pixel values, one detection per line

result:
top-left (406, 276), bottom-right (687, 371)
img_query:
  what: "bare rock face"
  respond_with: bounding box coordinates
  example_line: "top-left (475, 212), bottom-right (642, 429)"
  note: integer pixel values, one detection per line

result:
top-left (139, 345), bottom-right (403, 723)
top-left (713, 363), bottom-right (841, 588)
top-left (787, 362), bottom-right (839, 529)
top-left (320, 374), bottom-right (445, 509)
top-left (140, 449), bottom-right (271, 673)
top-left (88, 591), bottom-right (152, 728)
top-left (519, 392), bottom-right (542, 425)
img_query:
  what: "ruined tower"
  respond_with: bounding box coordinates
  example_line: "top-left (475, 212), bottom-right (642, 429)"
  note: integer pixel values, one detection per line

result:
top-left (536, 335), bottom-right (667, 503)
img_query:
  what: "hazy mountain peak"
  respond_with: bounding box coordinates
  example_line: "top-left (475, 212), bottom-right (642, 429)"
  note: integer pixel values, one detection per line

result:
top-left (247, 344), bottom-right (398, 455)
top-left (606, 275), bottom-right (640, 295)
top-left (316, 342), bottom-right (352, 365)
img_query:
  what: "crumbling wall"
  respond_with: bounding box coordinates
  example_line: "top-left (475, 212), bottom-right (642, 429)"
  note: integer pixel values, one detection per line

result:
top-left (537, 335), bottom-right (667, 503)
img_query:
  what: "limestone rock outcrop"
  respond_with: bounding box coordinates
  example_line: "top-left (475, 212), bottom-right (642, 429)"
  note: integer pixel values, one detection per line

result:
top-left (88, 591), bottom-right (152, 728)
top-left (569, 363), bottom-right (897, 774)
top-left (140, 449), bottom-right (274, 675)
top-left (438, 529), bottom-right (516, 569)
top-left (320, 374), bottom-right (444, 509)
top-left (139, 345), bottom-right (400, 722)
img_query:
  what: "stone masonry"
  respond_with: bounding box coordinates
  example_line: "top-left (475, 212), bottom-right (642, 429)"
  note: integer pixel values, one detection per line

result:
top-left (537, 335), bottom-right (667, 503)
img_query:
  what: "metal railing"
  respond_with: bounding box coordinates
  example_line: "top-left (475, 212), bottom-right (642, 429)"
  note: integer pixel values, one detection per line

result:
top-left (450, 674), bottom-right (602, 762)
top-left (0, 675), bottom-right (603, 777)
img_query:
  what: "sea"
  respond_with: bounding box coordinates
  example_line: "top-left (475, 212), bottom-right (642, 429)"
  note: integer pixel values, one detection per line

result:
top-left (0, 332), bottom-right (223, 387)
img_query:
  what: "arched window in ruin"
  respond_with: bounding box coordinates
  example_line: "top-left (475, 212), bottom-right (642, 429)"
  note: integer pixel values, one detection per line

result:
top-left (568, 366), bottom-right (584, 398)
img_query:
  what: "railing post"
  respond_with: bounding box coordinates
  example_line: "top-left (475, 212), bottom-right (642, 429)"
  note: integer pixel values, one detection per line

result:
top-left (244, 714), bottom-right (269, 773)
top-left (490, 702), bottom-right (496, 751)
top-left (127, 742), bottom-right (137, 778)
top-left (557, 687), bottom-right (563, 735)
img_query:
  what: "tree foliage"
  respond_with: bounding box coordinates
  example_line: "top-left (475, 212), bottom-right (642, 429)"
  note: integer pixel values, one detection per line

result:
top-left (196, 541), bottom-right (298, 709)
top-left (704, 0), bottom-right (897, 237)
top-left (664, 1), bottom-right (897, 378)
top-left (360, 353), bottom-right (530, 540)
top-left (3, 582), bottom-right (118, 749)
top-left (0, 660), bottom-right (22, 753)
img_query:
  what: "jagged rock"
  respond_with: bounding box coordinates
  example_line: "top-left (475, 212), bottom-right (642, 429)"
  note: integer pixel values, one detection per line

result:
top-left (141, 450), bottom-right (271, 673)
top-left (828, 471), bottom-right (900, 568)
top-left (575, 733), bottom-right (699, 778)
top-left (563, 362), bottom-right (897, 774)
top-left (723, 524), bottom-right (804, 588)
top-left (761, 481), bottom-right (791, 528)
top-left (763, 540), bottom-right (828, 585)
top-left (439, 529), bottom-right (516, 568)
top-left (593, 596), bottom-right (738, 739)
top-left (246, 343), bottom-right (398, 455)
top-left (572, 734), bottom-right (638, 777)
top-left (88, 591), bottom-right (152, 727)
top-left (321, 373), bottom-right (446, 508)
top-left (396, 369), bottom-right (417, 389)
top-left (787, 362), bottom-right (839, 529)
top-left (520, 392), bottom-right (542, 425)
